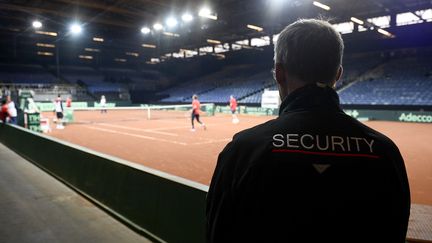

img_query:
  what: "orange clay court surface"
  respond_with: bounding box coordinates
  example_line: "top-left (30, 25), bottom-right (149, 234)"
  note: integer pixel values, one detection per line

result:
top-left (44, 109), bottom-right (432, 206)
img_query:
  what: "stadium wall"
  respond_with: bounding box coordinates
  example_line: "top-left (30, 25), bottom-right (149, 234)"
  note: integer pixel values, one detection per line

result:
top-left (343, 109), bottom-right (432, 123)
top-left (215, 105), bottom-right (432, 123)
top-left (0, 124), bottom-right (208, 243)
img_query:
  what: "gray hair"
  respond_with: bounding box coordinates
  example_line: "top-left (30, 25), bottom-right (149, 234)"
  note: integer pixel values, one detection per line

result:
top-left (274, 19), bottom-right (344, 84)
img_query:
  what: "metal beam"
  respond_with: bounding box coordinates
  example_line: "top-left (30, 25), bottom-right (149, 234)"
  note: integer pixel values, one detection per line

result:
top-left (51, 0), bottom-right (155, 19)
top-left (0, 3), bottom-right (136, 28)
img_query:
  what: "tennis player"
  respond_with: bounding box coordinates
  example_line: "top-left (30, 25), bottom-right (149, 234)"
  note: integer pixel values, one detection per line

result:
top-left (229, 95), bottom-right (239, 123)
top-left (54, 95), bottom-right (64, 129)
top-left (66, 96), bottom-right (72, 108)
top-left (100, 95), bottom-right (107, 113)
top-left (191, 94), bottom-right (206, 132)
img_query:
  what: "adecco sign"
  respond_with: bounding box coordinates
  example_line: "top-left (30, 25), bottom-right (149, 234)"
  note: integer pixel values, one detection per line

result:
top-left (399, 113), bottom-right (432, 123)
top-left (343, 109), bottom-right (432, 123)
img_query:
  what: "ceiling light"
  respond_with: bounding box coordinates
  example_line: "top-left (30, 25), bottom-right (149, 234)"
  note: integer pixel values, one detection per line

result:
top-left (166, 17), bottom-right (178, 27)
top-left (141, 27), bottom-right (151, 34)
top-left (153, 23), bottom-right (163, 31)
top-left (93, 37), bottom-right (104, 42)
top-left (199, 7), bottom-right (211, 17)
top-left (207, 39), bottom-right (221, 44)
top-left (350, 17), bottom-right (364, 25)
top-left (247, 24), bottom-right (263, 32)
top-left (32, 20), bottom-right (42, 29)
top-left (70, 23), bottom-right (82, 34)
top-left (142, 43), bottom-right (157, 48)
top-left (199, 7), bottom-right (217, 20)
top-left (313, 1), bottom-right (331, 11)
top-left (377, 28), bottom-right (395, 38)
top-left (182, 13), bottom-right (194, 22)
top-left (35, 30), bottom-right (57, 37)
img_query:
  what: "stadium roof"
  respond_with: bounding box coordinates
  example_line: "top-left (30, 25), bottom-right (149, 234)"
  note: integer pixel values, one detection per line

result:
top-left (0, 0), bottom-right (431, 65)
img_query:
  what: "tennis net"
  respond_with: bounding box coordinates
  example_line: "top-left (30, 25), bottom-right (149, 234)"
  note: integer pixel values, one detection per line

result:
top-left (65, 103), bottom-right (215, 123)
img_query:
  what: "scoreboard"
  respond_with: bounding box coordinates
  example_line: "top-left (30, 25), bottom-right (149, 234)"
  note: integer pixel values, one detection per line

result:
top-left (261, 89), bottom-right (280, 109)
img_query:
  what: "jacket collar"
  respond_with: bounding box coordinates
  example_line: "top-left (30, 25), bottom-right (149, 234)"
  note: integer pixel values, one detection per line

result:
top-left (278, 83), bottom-right (342, 116)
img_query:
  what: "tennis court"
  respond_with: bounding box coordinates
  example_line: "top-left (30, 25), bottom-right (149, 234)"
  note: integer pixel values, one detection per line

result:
top-left (44, 108), bottom-right (432, 206)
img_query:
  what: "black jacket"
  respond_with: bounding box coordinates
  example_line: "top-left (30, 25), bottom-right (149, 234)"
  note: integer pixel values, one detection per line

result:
top-left (206, 84), bottom-right (410, 243)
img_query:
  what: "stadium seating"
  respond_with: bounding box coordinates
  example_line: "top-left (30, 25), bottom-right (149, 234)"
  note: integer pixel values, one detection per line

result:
top-left (57, 66), bottom-right (132, 101)
top-left (199, 71), bottom-right (274, 103)
top-left (3, 49), bottom-right (432, 106)
top-left (0, 64), bottom-right (57, 84)
top-left (158, 65), bottom-right (272, 103)
top-left (339, 55), bottom-right (432, 105)
top-left (158, 50), bottom-right (432, 106)
top-left (335, 53), bottom-right (384, 89)
top-left (57, 65), bottom-right (105, 86)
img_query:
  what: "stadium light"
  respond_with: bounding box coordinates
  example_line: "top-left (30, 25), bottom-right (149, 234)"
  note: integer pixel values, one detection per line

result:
top-left (350, 17), bottom-right (364, 25)
top-left (36, 43), bottom-right (55, 48)
top-left (199, 7), bottom-right (211, 16)
top-left (377, 28), bottom-right (395, 38)
top-left (199, 7), bottom-right (217, 20)
top-left (142, 43), bottom-right (157, 48)
top-left (182, 13), bottom-right (194, 22)
top-left (247, 24), bottom-right (263, 32)
top-left (166, 17), bottom-right (178, 28)
top-left (70, 23), bottom-right (82, 34)
top-left (153, 23), bottom-right (163, 31)
top-left (93, 37), bottom-right (104, 42)
top-left (37, 51), bottom-right (54, 56)
top-left (313, 1), bottom-right (331, 11)
top-left (35, 30), bottom-right (57, 37)
top-left (207, 39), bottom-right (221, 44)
top-left (32, 20), bottom-right (42, 29)
top-left (163, 32), bottom-right (180, 37)
top-left (141, 27), bottom-right (151, 34)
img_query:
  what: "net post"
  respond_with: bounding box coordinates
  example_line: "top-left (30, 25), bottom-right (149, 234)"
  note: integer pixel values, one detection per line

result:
top-left (147, 107), bottom-right (151, 120)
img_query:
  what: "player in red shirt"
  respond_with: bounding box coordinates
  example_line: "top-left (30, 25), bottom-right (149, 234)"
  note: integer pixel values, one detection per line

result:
top-left (66, 96), bottom-right (72, 108)
top-left (191, 94), bottom-right (206, 132)
top-left (230, 95), bottom-right (239, 123)
top-left (0, 99), bottom-right (8, 123)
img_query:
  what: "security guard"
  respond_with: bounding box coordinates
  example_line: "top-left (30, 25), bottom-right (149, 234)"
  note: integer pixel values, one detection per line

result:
top-left (206, 19), bottom-right (410, 243)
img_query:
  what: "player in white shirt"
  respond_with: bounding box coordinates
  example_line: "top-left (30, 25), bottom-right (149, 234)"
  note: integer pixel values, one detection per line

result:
top-left (6, 95), bottom-right (17, 125)
top-left (54, 95), bottom-right (64, 129)
top-left (100, 95), bottom-right (107, 113)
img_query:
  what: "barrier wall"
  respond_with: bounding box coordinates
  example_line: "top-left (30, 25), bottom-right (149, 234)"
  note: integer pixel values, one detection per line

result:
top-left (344, 109), bottom-right (432, 123)
top-left (214, 105), bottom-right (432, 123)
top-left (0, 124), bottom-right (208, 243)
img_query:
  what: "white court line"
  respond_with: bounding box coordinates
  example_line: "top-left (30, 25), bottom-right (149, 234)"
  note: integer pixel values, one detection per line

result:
top-left (151, 123), bottom-right (226, 131)
top-left (98, 123), bottom-right (178, 136)
top-left (84, 126), bottom-right (188, 146)
top-left (151, 125), bottom-right (194, 131)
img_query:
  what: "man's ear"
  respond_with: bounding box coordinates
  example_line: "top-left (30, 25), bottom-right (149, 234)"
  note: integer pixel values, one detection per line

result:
top-left (275, 63), bottom-right (286, 85)
top-left (275, 63), bottom-right (289, 100)
top-left (336, 65), bottom-right (343, 82)
top-left (331, 66), bottom-right (343, 88)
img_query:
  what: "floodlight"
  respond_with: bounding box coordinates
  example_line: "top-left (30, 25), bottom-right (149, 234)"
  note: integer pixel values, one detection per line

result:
top-left (350, 17), bottom-right (364, 25)
top-left (141, 27), bottom-right (151, 34)
top-left (153, 23), bottom-right (163, 31)
top-left (166, 17), bottom-right (178, 27)
top-left (32, 20), bottom-right (42, 29)
top-left (70, 23), bottom-right (82, 34)
top-left (182, 13), bottom-right (194, 22)
top-left (199, 7), bottom-right (211, 17)
top-left (207, 39), bottom-right (221, 44)
top-left (247, 24), bottom-right (263, 32)
top-left (377, 28), bottom-right (394, 38)
top-left (313, 1), bottom-right (331, 11)
top-left (199, 7), bottom-right (217, 20)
